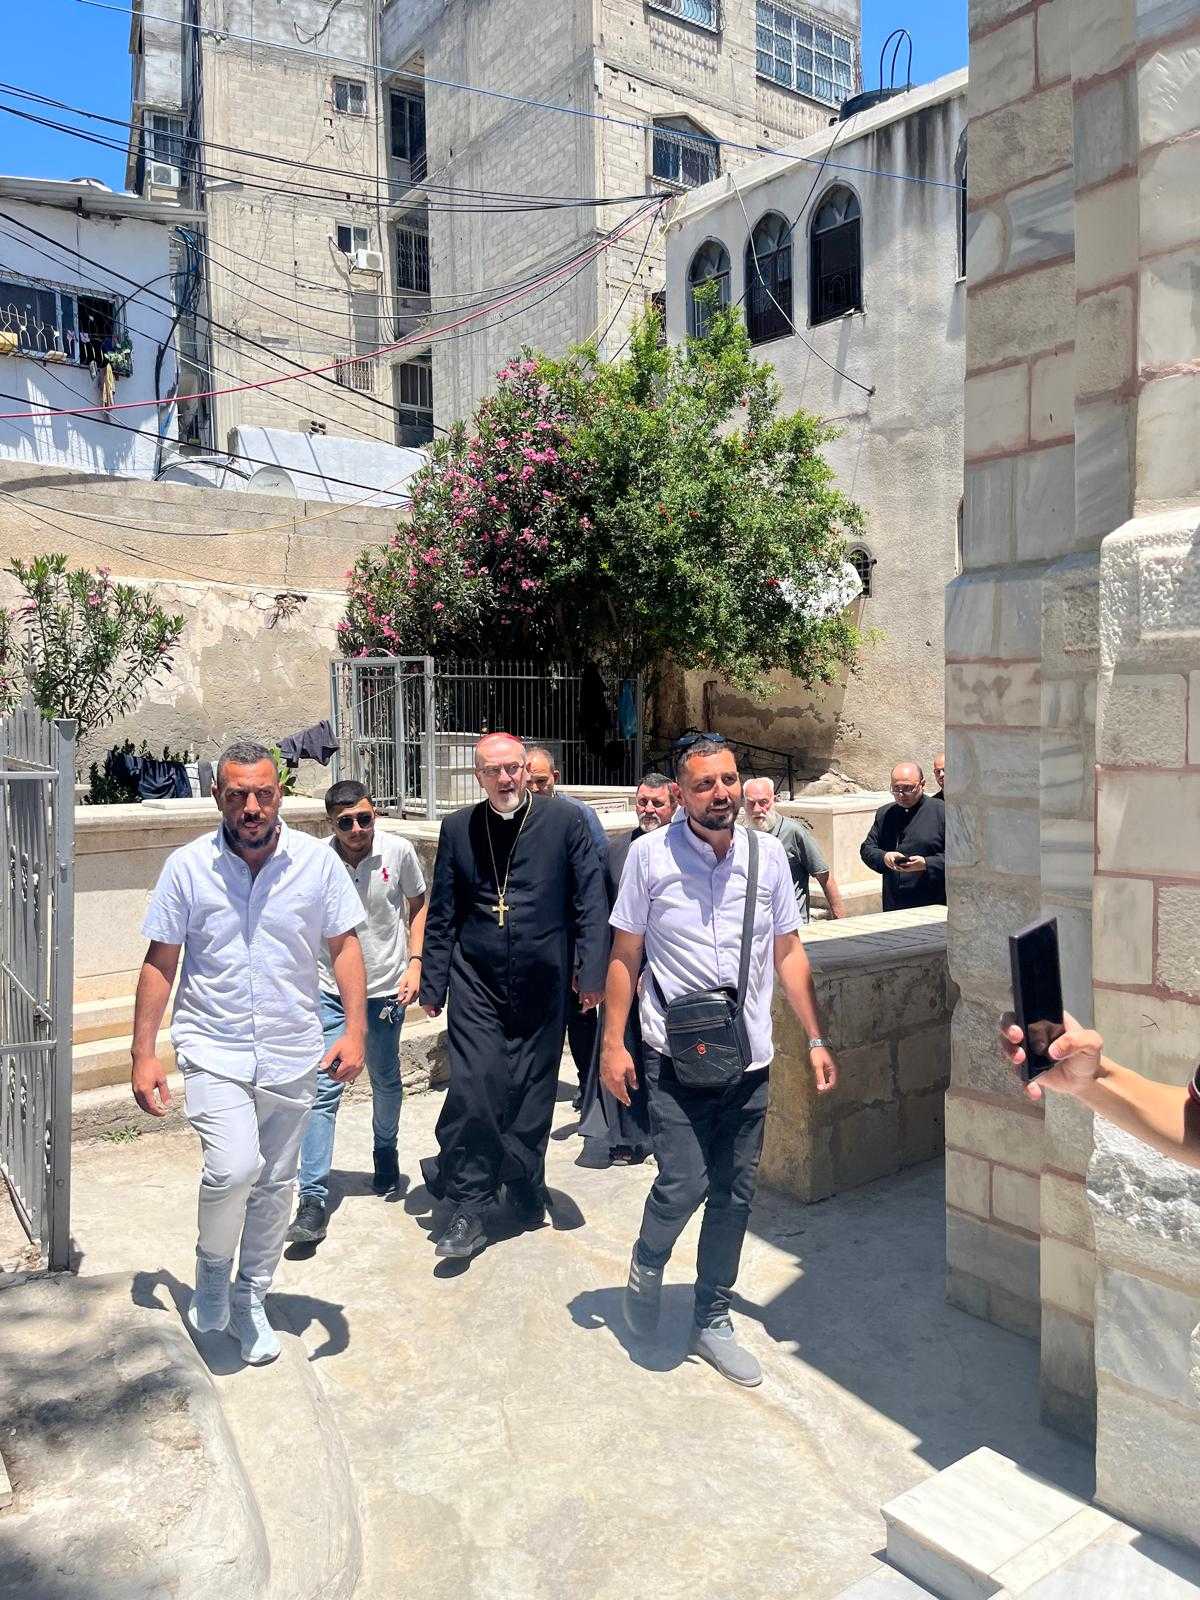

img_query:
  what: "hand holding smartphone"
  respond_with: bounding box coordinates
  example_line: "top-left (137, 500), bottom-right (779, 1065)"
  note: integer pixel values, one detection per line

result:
top-left (1008, 917), bottom-right (1065, 1082)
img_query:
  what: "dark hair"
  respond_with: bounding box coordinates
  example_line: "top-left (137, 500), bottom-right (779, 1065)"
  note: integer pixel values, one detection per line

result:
top-left (216, 740), bottom-right (275, 789)
top-left (524, 744), bottom-right (559, 770)
top-left (638, 771), bottom-right (672, 790)
top-left (325, 779), bottom-right (371, 814)
top-left (674, 738), bottom-right (732, 780)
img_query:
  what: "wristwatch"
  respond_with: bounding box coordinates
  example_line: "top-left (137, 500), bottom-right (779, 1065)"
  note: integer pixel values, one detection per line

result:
top-left (808, 1037), bottom-right (831, 1051)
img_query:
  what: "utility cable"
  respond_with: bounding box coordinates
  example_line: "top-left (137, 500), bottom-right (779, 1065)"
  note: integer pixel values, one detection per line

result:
top-left (71, 0), bottom-right (960, 192)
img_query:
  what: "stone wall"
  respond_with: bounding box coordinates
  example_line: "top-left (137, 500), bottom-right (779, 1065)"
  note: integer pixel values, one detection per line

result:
top-left (948, 0), bottom-right (1200, 1553)
top-left (763, 908), bottom-right (953, 1202)
top-left (0, 461), bottom-right (399, 784)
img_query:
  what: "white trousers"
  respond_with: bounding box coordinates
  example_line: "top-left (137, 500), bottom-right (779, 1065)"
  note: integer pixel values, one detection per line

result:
top-left (182, 1062), bottom-right (318, 1298)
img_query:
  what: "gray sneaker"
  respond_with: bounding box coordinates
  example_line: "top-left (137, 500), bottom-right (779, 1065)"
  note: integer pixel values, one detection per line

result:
top-left (689, 1318), bottom-right (762, 1387)
top-left (622, 1245), bottom-right (664, 1338)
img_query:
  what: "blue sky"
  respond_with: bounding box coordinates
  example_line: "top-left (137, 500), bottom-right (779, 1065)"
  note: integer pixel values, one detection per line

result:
top-left (0, 0), bottom-right (968, 190)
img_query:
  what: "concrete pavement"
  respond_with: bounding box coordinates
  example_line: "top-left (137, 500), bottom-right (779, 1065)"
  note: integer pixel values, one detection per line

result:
top-left (64, 1076), bottom-right (1092, 1599)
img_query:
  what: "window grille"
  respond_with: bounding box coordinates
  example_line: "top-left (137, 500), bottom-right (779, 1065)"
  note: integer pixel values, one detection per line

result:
top-left (745, 213), bottom-right (793, 344)
top-left (756, 2), bottom-right (855, 106)
top-left (396, 357), bottom-right (434, 446)
top-left (0, 276), bottom-right (119, 366)
top-left (648, 0), bottom-right (719, 30)
top-left (145, 111), bottom-right (185, 169)
top-left (652, 122), bottom-right (720, 189)
top-left (395, 213), bottom-right (431, 294)
top-left (687, 240), bottom-right (731, 337)
top-left (335, 359), bottom-right (374, 392)
top-left (848, 545), bottom-right (873, 598)
top-left (334, 78), bottom-right (367, 116)
top-left (809, 186), bottom-right (862, 324)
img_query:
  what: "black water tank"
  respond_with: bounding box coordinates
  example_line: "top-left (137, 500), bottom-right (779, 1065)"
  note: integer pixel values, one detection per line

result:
top-left (838, 86), bottom-right (907, 121)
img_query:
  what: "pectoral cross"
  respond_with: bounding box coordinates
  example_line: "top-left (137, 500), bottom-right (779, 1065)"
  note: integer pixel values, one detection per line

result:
top-left (492, 892), bottom-right (508, 928)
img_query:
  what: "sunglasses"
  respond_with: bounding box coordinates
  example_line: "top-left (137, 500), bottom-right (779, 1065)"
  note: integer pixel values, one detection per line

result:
top-left (334, 810), bottom-right (374, 833)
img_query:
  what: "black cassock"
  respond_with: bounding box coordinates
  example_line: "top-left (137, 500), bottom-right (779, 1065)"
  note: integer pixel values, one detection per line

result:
top-left (418, 793), bottom-right (609, 1211)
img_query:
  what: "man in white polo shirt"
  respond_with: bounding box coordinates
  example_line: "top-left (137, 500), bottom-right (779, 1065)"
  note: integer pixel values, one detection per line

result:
top-left (601, 734), bottom-right (838, 1389)
top-left (287, 780), bottom-right (427, 1246)
top-left (132, 741), bottom-right (367, 1366)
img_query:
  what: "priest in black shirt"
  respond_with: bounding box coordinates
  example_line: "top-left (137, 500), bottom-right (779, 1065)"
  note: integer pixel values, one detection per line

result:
top-left (860, 762), bottom-right (947, 912)
top-left (419, 733), bottom-right (609, 1258)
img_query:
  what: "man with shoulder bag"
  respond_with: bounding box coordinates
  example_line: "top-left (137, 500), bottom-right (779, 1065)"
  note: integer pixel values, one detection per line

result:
top-left (601, 735), bottom-right (838, 1388)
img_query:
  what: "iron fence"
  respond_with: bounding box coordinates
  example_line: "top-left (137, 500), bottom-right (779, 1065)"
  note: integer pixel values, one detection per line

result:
top-left (331, 657), bottom-right (644, 816)
top-left (0, 697), bottom-right (75, 1270)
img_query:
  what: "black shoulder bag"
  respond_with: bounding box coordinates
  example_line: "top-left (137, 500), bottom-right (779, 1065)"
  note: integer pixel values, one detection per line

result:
top-left (650, 830), bottom-right (760, 1089)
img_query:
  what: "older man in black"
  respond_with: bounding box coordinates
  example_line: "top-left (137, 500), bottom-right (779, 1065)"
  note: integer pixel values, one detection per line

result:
top-left (860, 762), bottom-right (946, 912)
top-left (419, 733), bottom-right (609, 1258)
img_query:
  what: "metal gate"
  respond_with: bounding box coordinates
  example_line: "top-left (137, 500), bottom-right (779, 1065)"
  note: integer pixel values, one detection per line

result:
top-left (0, 698), bottom-right (75, 1270)
top-left (331, 657), bottom-right (644, 816)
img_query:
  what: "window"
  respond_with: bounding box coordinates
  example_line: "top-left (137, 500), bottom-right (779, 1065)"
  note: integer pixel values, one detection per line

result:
top-left (0, 275), bottom-right (118, 365)
top-left (809, 185), bottom-right (862, 324)
top-left (145, 111), bottom-right (185, 171)
top-left (745, 212), bottom-right (792, 344)
top-left (390, 90), bottom-right (427, 180)
top-left (336, 223), bottom-right (371, 256)
top-left (648, 0), bottom-right (719, 30)
top-left (687, 239), bottom-right (731, 337)
top-left (333, 78), bottom-right (367, 116)
top-left (848, 545), bottom-right (873, 599)
top-left (396, 357), bottom-right (434, 446)
top-left (652, 119), bottom-right (720, 189)
top-left (647, 289), bottom-right (668, 346)
top-left (756, 2), bottom-right (855, 106)
top-left (395, 211), bottom-right (430, 294)
top-left (955, 132), bottom-right (968, 281)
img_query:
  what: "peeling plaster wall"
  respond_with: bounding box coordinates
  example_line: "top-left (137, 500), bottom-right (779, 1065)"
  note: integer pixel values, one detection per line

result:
top-left (666, 75), bottom-right (967, 788)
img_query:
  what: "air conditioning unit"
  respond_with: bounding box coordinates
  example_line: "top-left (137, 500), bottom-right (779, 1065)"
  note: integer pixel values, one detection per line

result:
top-left (149, 161), bottom-right (181, 189)
top-left (352, 248), bottom-right (385, 274)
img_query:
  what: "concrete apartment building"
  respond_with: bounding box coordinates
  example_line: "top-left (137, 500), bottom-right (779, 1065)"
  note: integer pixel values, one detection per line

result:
top-left (663, 70), bottom-right (968, 788)
top-left (126, 1), bottom-right (866, 449)
top-left (125, 0), bottom-right (432, 453)
top-left (381, 0), bottom-right (862, 427)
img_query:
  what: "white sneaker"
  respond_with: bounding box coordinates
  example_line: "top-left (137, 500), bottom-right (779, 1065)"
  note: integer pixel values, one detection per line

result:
top-left (228, 1289), bottom-right (281, 1365)
top-left (187, 1252), bottom-right (233, 1334)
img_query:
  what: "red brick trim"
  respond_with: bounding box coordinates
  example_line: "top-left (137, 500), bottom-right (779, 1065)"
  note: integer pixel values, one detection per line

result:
top-left (969, 0), bottom-right (1041, 46)
top-left (964, 433), bottom-right (1075, 465)
top-left (1093, 979), bottom-right (1200, 1005)
top-left (946, 1198), bottom-right (1041, 1244)
top-left (969, 249), bottom-right (1076, 296)
top-left (969, 158), bottom-right (1075, 216)
top-left (947, 1084), bottom-right (1045, 1119)
top-left (1141, 358), bottom-right (1200, 384)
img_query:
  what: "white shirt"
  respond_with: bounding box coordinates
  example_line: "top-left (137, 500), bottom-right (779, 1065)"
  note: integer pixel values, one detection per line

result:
top-left (610, 815), bottom-right (800, 1068)
top-left (142, 822), bottom-right (366, 1084)
top-left (315, 832), bottom-right (426, 998)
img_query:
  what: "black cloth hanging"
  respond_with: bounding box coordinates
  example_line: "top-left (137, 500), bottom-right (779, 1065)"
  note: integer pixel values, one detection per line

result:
top-left (277, 720), bottom-right (339, 768)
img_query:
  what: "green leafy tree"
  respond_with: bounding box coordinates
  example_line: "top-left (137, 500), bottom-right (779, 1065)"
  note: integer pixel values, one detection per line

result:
top-left (0, 554), bottom-right (185, 740)
top-left (341, 301), bottom-right (864, 695)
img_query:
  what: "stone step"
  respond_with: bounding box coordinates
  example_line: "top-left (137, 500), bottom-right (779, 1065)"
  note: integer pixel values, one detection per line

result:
top-left (73, 995), bottom-right (137, 1044)
top-left (881, 1447), bottom-right (1200, 1600)
top-left (73, 1029), bottom-right (174, 1092)
top-left (835, 1566), bottom-right (937, 1597)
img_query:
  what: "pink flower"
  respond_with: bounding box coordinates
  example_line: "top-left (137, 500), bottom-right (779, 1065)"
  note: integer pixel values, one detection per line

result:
top-left (432, 601), bottom-right (444, 612)
top-left (520, 579), bottom-right (536, 591)
top-left (495, 437), bottom-right (509, 449)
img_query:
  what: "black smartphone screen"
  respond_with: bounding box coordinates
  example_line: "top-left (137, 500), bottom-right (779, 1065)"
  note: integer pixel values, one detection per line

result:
top-left (1008, 917), bottom-right (1064, 1082)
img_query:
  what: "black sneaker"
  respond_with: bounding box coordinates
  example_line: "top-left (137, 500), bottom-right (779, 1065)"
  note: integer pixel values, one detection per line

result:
top-left (505, 1181), bottom-right (547, 1230)
top-left (286, 1197), bottom-right (328, 1245)
top-left (372, 1145), bottom-right (400, 1195)
top-left (623, 1244), bottom-right (663, 1338)
top-left (434, 1210), bottom-right (486, 1259)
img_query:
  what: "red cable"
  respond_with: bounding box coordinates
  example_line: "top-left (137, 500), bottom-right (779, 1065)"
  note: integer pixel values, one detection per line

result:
top-left (0, 201), bottom-right (663, 422)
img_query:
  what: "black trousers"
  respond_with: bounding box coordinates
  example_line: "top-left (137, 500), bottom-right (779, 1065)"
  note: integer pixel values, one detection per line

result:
top-left (566, 992), bottom-right (599, 1090)
top-left (635, 1049), bottom-right (769, 1326)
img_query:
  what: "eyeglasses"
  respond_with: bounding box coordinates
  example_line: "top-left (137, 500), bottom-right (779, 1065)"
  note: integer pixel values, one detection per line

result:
top-left (891, 783), bottom-right (922, 796)
top-left (478, 762), bottom-right (524, 779)
top-left (334, 810), bottom-right (374, 833)
top-left (672, 731), bottom-right (727, 752)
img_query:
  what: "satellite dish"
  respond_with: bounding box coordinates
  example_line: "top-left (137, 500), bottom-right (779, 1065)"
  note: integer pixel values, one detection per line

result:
top-left (247, 466), bottom-right (297, 497)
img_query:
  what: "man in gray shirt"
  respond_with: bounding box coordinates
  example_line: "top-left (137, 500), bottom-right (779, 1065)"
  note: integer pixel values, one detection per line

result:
top-left (743, 778), bottom-right (845, 922)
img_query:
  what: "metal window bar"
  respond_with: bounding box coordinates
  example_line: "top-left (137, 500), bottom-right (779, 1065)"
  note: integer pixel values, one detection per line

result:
top-left (652, 125), bottom-right (720, 189)
top-left (0, 697), bottom-right (76, 1271)
top-left (648, 0), bottom-right (720, 31)
top-left (331, 659), bottom-right (644, 817)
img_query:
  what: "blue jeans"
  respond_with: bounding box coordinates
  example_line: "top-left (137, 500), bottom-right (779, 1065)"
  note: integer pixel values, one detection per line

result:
top-left (296, 993), bottom-right (404, 1205)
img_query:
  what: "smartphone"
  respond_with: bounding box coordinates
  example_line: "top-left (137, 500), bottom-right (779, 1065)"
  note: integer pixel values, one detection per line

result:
top-left (1008, 917), bottom-right (1065, 1082)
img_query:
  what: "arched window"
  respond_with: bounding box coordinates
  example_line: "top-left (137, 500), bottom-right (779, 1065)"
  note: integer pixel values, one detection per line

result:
top-left (652, 117), bottom-right (720, 190)
top-left (745, 212), bottom-right (792, 344)
top-left (687, 239), bottom-right (731, 337)
top-left (810, 186), bottom-right (862, 325)
top-left (848, 545), bottom-right (874, 599)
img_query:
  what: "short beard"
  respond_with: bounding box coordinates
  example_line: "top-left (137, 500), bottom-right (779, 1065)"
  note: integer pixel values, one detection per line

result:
top-left (746, 811), bottom-right (772, 832)
top-left (490, 789), bottom-right (524, 815)
top-left (638, 813), bottom-right (664, 832)
top-left (693, 798), bottom-right (740, 832)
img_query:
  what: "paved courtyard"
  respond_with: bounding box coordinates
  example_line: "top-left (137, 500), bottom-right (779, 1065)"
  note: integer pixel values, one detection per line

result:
top-left (65, 1076), bottom-right (1091, 1599)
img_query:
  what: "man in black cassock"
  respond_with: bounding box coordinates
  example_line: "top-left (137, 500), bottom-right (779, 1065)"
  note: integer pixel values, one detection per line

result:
top-left (419, 732), bottom-right (609, 1259)
top-left (860, 760), bottom-right (946, 912)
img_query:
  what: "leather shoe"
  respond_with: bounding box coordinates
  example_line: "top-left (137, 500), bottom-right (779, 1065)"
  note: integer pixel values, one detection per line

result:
top-left (434, 1209), bottom-right (486, 1259)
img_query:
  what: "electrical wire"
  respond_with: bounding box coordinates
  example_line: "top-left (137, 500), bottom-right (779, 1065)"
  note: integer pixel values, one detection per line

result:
top-left (591, 203), bottom-right (669, 352)
top-left (70, 0), bottom-right (961, 192)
